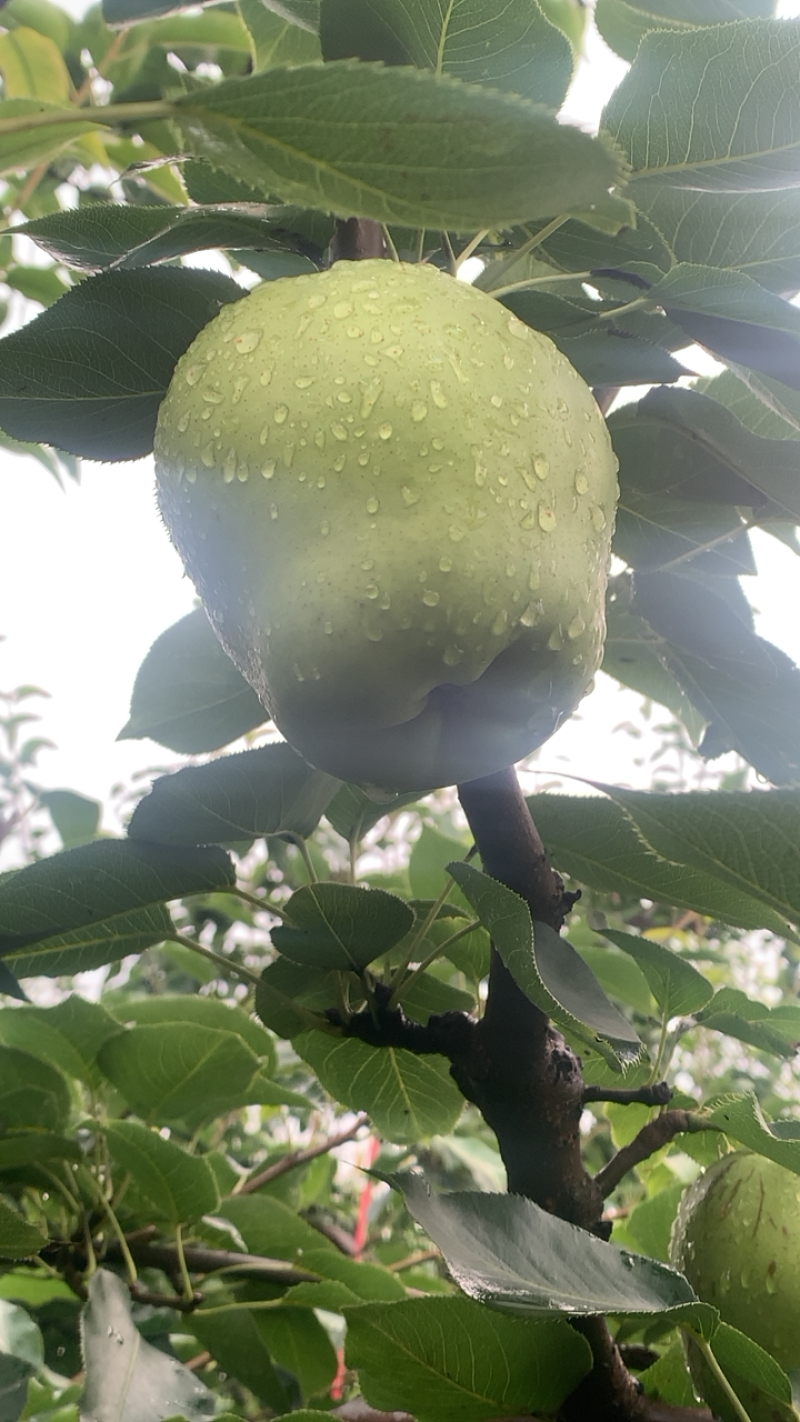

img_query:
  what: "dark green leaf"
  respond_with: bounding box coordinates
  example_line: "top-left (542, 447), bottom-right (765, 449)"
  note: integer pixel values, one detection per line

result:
top-left (16, 202), bottom-right (312, 273)
top-left (294, 1030), bottom-right (464, 1140)
top-left (0, 1200), bottom-right (47, 1260)
top-left (0, 961), bottom-right (27, 1001)
top-left (273, 882), bottom-right (414, 969)
top-left (705, 1093), bottom-right (800, 1174)
top-left (240, 0), bottom-right (321, 67)
top-left (696, 987), bottom-right (800, 1058)
top-left (119, 608), bottom-right (267, 755)
top-left (597, 785), bottom-right (800, 937)
top-left (104, 1120), bottom-right (220, 1223)
top-left (38, 789), bottom-right (101, 849)
top-left (554, 330), bottom-right (685, 388)
top-left (0, 1133), bottom-right (81, 1172)
top-left (320, 0), bottom-right (573, 109)
top-left (0, 994), bottom-right (122, 1087)
top-left (408, 824), bottom-right (468, 900)
top-left (529, 793), bottom-right (797, 938)
top-left (129, 743), bottom-right (338, 845)
top-left (324, 782), bottom-right (422, 842)
top-left (595, 0), bottom-right (774, 64)
top-left (600, 930), bottom-right (713, 1019)
top-left (252, 1308), bottom-right (337, 1398)
top-left (0, 1046), bottom-right (70, 1133)
top-left (0, 839), bottom-right (234, 978)
top-left (346, 1296), bottom-right (591, 1422)
top-left (633, 570), bottom-right (800, 784)
top-left (0, 268), bottom-right (243, 460)
top-left (449, 862), bottom-right (640, 1062)
top-left (111, 994), bottom-right (277, 1071)
top-left (392, 1173), bottom-right (718, 1329)
top-left (256, 956), bottom-right (341, 1036)
top-left (172, 62), bottom-right (623, 229)
top-left (97, 1022), bottom-right (261, 1123)
top-left (602, 576), bottom-right (706, 738)
top-left (80, 1270), bottom-right (215, 1422)
top-left (602, 20), bottom-right (800, 192)
top-left (186, 1311), bottom-right (291, 1413)
top-left (0, 97), bottom-right (94, 176)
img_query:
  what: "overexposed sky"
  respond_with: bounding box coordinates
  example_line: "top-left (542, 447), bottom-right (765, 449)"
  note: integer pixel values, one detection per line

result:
top-left (1, 2), bottom-right (800, 840)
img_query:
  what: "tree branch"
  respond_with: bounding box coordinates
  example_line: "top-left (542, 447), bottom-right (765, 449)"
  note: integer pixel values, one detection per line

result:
top-left (238, 1114), bottom-right (369, 1194)
top-left (594, 1111), bottom-right (708, 1198)
top-left (330, 218), bottom-right (386, 262)
top-left (584, 1083), bottom-right (672, 1108)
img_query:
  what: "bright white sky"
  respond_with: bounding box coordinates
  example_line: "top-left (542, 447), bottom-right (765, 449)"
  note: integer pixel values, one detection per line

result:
top-left (1, 3), bottom-right (800, 837)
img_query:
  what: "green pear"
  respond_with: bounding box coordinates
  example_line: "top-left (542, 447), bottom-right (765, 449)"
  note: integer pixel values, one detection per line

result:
top-left (155, 259), bottom-right (618, 791)
top-left (671, 1151), bottom-right (800, 1421)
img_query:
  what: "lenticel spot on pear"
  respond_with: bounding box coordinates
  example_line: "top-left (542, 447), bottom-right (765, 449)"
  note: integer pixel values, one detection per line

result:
top-left (154, 258), bottom-right (619, 792)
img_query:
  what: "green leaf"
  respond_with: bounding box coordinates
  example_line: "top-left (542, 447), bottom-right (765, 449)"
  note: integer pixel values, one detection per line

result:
top-left (705, 1093), bottom-right (800, 1175)
top-left (595, 0), bottom-right (774, 64)
top-left (0, 98), bottom-right (94, 176)
top-left (392, 1173), bottom-right (718, 1330)
top-left (324, 782), bottom-right (422, 842)
top-left (601, 19), bottom-right (800, 192)
top-left (171, 62), bottom-right (623, 230)
top-left (256, 955), bottom-right (342, 1036)
top-left (408, 824), bottom-right (468, 900)
top-left (38, 789), bottom-right (101, 849)
top-left (622, 1181), bottom-right (685, 1264)
top-left (219, 1193), bottom-right (406, 1301)
top-left (273, 882), bottom-right (414, 969)
top-left (602, 785), bottom-right (800, 936)
top-left (448, 862), bottom-right (641, 1063)
top-left (0, 1045), bottom-right (70, 1133)
top-left (320, 0), bottom-right (574, 109)
top-left (345, 1296), bottom-right (592, 1422)
top-left (602, 576), bottom-right (706, 739)
top-left (0, 995), bottom-right (122, 1088)
top-left (16, 202), bottom-right (316, 273)
top-left (553, 329), bottom-right (685, 389)
top-left (697, 988), bottom-right (800, 1057)
top-left (0, 25), bottom-right (70, 100)
top-left (0, 268), bottom-right (243, 460)
top-left (97, 1022), bottom-right (261, 1124)
top-left (104, 1121), bottom-right (219, 1224)
top-left (633, 570), bottom-right (800, 784)
top-left (185, 1310), bottom-right (291, 1413)
top-left (631, 183), bottom-right (800, 295)
top-left (240, 0), bottom-right (321, 68)
top-left (0, 1133), bottom-right (81, 1171)
top-left (531, 793), bottom-right (800, 938)
top-left (119, 608), bottom-right (267, 755)
top-left (129, 744), bottom-right (338, 846)
top-left (600, 930), bottom-right (713, 1019)
top-left (647, 263), bottom-right (800, 391)
top-left (80, 1270), bottom-right (214, 1422)
top-left (294, 1030), bottom-right (464, 1140)
top-left (0, 839), bottom-right (235, 979)
top-left (111, 994), bottom-right (277, 1073)
top-left (250, 1307), bottom-right (337, 1397)
top-left (705, 1322), bottom-right (794, 1408)
top-left (0, 1201), bottom-right (47, 1260)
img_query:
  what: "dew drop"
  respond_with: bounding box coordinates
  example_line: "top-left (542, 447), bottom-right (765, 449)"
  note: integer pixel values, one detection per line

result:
top-left (548, 627), bottom-right (564, 651)
top-left (411, 402), bottom-right (428, 422)
top-left (366, 582), bottom-right (379, 600)
top-left (333, 301), bottom-right (353, 318)
top-left (235, 330), bottom-right (261, 355)
top-left (563, 427), bottom-right (573, 447)
top-left (591, 505), bottom-right (607, 532)
top-left (317, 474), bottom-right (326, 488)
top-left (503, 353), bottom-right (515, 370)
top-left (443, 646), bottom-right (463, 666)
top-left (314, 430), bottom-right (325, 450)
top-left (321, 520), bottom-right (331, 536)
top-left (520, 511), bottom-right (536, 529)
top-left (333, 454), bottom-right (346, 472)
top-left (259, 425), bottom-right (270, 445)
top-left (308, 293), bottom-right (326, 309)
top-left (177, 411), bottom-right (191, 433)
top-left (529, 566), bottom-right (541, 590)
top-left (366, 495), bottom-right (380, 514)
top-left (347, 325), bottom-right (364, 338)
top-left (202, 388), bottom-right (224, 405)
top-left (270, 502), bottom-right (279, 520)
top-left (575, 472), bottom-right (589, 495)
top-left (295, 376), bottom-right (314, 389)
top-left (539, 505), bottom-right (557, 531)
top-left (422, 589), bottom-right (440, 607)
top-left (519, 601), bottom-right (541, 627)
top-left (283, 441), bottom-right (295, 467)
top-left (366, 628), bottom-right (383, 642)
top-left (185, 467), bottom-right (197, 483)
top-left (331, 422), bottom-right (348, 441)
top-left (491, 609), bottom-right (508, 636)
top-left (507, 314), bottom-right (529, 341)
top-left (533, 455), bottom-right (550, 480)
top-left (449, 524), bottom-right (466, 542)
top-left (274, 405), bottom-right (289, 425)
top-left (237, 464), bottom-right (249, 482)
top-left (378, 422), bottom-right (393, 440)
top-left (337, 390), bottom-right (353, 404)
top-left (360, 380), bottom-right (382, 419)
top-left (261, 459), bottom-right (276, 479)
top-left (200, 443), bottom-right (216, 468)
top-left (439, 556), bottom-right (453, 572)
top-left (259, 368), bottom-right (273, 386)
top-left (401, 485), bottom-right (420, 506)
top-left (184, 365), bottom-right (202, 387)
top-left (490, 394), bottom-right (503, 409)
top-left (379, 590), bottom-right (391, 609)
top-left (358, 451), bottom-right (370, 467)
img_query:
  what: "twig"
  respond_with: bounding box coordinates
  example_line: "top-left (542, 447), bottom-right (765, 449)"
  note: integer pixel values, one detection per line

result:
top-left (594, 1110), bottom-right (710, 1198)
top-left (583, 1083), bottom-right (672, 1108)
top-left (237, 1114), bottom-right (369, 1194)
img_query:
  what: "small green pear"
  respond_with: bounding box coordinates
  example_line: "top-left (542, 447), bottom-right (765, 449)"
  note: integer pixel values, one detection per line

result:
top-left (155, 259), bottom-right (617, 791)
top-left (671, 1151), bottom-right (800, 1422)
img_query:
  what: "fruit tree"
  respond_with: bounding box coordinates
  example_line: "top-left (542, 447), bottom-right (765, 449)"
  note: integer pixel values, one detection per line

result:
top-left (1, 2), bottom-right (800, 1420)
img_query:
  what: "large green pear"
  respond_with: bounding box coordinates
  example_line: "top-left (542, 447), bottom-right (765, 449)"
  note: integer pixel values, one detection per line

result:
top-left (671, 1151), bottom-right (800, 1421)
top-left (155, 259), bottom-right (618, 791)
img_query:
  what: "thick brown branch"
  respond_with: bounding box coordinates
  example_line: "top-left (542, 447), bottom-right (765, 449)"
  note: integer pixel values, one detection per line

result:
top-left (595, 1111), bottom-right (707, 1198)
top-left (103, 1237), bottom-right (319, 1285)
